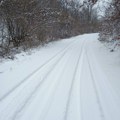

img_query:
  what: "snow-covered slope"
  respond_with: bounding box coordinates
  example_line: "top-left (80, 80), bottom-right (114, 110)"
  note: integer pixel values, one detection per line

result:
top-left (0, 33), bottom-right (120, 120)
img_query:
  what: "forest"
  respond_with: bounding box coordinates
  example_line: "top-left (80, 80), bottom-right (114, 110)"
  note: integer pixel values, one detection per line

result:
top-left (0, 0), bottom-right (119, 58)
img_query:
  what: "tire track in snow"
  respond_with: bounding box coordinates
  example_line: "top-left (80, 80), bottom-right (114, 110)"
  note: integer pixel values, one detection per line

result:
top-left (13, 40), bottom-right (82, 120)
top-left (63, 40), bottom-right (85, 120)
top-left (85, 52), bottom-right (105, 120)
top-left (86, 49), bottom-right (120, 120)
top-left (0, 39), bottom-right (77, 102)
top-left (12, 41), bottom-right (78, 120)
top-left (29, 40), bottom-right (86, 120)
top-left (88, 47), bottom-right (120, 107)
top-left (39, 43), bottom-right (85, 120)
top-left (29, 55), bottom-right (71, 120)
top-left (0, 39), bottom-right (79, 120)
top-left (12, 51), bottom-right (70, 120)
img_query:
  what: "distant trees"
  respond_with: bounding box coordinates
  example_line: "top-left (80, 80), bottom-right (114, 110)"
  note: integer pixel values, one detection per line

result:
top-left (78, 0), bottom-right (98, 33)
top-left (99, 0), bottom-right (120, 44)
top-left (0, 0), bottom-right (99, 58)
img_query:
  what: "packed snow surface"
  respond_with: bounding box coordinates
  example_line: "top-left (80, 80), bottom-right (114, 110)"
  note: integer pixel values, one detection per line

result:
top-left (0, 33), bottom-right (120, 120)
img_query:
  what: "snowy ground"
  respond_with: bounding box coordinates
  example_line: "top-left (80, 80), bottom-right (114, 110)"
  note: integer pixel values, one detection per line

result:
top-left (0, 33), bottom-right (120, 120)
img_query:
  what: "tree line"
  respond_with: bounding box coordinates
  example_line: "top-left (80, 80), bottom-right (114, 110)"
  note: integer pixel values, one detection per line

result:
top-left (99, 0), bottom-right (120, 49)
top-left (0, 0), bottom-right (99, 58)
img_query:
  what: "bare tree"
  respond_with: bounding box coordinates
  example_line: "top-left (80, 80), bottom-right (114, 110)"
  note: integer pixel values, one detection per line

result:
top-left (0, 0), bottom-right (99, 58)
top-left (99, 0), bottom-right (120, 41)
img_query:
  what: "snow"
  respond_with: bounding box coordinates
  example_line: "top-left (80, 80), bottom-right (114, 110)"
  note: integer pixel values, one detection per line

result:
top-left (0, 33), bottom-right (120, 120)
top-left (89, 39), bottom-right (120, 97)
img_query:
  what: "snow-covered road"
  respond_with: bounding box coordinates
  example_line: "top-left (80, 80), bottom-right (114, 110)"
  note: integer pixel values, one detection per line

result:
top-left (0, 34), bottom-right (120, 120)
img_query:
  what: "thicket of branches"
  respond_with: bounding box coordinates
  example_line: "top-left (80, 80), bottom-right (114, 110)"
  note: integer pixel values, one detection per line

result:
top-left (0, 0), bottom-right (99, 58)
top-left (99, 0), bottom-right (120, 46)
